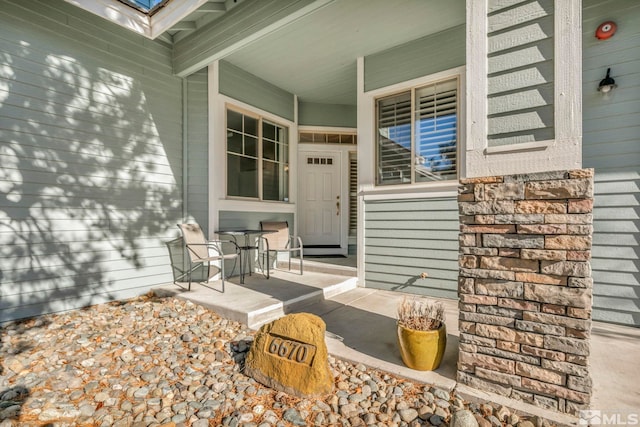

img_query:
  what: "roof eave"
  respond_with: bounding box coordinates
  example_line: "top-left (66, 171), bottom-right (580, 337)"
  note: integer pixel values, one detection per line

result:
top-left (63, 0), bottom-right (210, 40)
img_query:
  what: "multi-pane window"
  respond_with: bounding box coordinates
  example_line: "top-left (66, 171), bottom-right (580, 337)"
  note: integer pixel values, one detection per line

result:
top-left (226, 108), bottom-right (289, 201)
top-left (299, 132), bottom-right (357, 144)
top-left (376, 77), bottom-right (459, 186)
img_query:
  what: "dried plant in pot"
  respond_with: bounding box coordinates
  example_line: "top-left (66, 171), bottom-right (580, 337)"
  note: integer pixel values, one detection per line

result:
top-left (397, 297), bottom-right (447, 371)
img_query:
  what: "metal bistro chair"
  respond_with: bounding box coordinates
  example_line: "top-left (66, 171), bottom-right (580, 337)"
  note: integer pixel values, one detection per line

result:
top-left (177, 223), bottom-right (239, 292)
top-left (260, 221), bottom-right (304, 275)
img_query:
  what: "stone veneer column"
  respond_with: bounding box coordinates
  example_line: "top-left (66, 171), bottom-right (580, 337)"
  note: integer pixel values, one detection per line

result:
top-left (457, 169), bottom-right (594, 415)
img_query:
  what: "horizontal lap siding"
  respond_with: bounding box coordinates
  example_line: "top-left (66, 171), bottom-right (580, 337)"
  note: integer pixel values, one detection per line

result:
top-left (364, 197), bottom-right (459, 299)
top-left (583, 0), bottom-right (640, 326)
top-left (298, 102), bottom-right (357, 128)
top-left (218, 211), bottom-right (295, 233)
top-left (0, 0), bottom-right (183, 322)
top-left (365, 25), bottom-right (465, 92)
top-left (487, 0), bottom-right (554, 147)
top-left (219, 60), bottom-right (295, 122)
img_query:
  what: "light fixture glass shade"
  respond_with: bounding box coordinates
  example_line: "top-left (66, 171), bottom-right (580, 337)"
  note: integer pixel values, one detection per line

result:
top-left (599, 84), bottom-right (614, 93)
top-left (598, 68), bottom-right (617, 93)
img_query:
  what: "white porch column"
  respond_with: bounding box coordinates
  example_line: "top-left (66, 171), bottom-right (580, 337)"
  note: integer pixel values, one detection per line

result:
top-left (356, 56), bottom-right (368, 286)
top-left (465, 0), bottom-right (582, 178)
top-left (208, 61), bottom-right (223, 238)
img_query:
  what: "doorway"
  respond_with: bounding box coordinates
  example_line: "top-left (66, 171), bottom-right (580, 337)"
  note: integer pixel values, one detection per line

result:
top-left (298, 150), bottom-right (346, 255)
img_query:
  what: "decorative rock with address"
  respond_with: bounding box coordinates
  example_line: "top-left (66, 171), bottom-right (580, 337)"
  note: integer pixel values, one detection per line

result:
top-left (244, 313), bottom-right (334, 398)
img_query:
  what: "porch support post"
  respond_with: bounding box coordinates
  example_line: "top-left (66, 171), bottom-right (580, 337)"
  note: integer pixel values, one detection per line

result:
top-left (292, 94), bottom-right (299, 238)
top-left (465, 0), bottom-right (488, 176)
top-left (208, 61), bottom-right (223, 238)
top-left (459, 0), bottom-right (590, 417)
top-left (182, 77), bottom-right (189, 223)
top-left (356, 56), bottom-right (367, 286)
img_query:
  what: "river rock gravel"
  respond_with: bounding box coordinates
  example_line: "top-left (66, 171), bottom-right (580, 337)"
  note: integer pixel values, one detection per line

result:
top-left (0, 294), bottom-right (554, 426)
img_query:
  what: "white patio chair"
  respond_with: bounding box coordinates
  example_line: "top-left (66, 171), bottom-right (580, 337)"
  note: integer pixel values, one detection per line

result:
top-left (260, 221), bottom-right (303, 275)
top-left (177, 223), bottom-right (239, 292)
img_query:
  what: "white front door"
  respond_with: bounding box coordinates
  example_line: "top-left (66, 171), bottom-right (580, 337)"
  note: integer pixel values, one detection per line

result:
top-left (299, 151), bottom-right (342, 251)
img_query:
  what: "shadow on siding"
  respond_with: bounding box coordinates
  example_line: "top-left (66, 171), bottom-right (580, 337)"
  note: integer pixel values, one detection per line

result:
top-left (0, 37), bottom-right (182, 323)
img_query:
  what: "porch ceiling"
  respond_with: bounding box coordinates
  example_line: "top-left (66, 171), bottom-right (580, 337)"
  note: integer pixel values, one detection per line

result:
top-left (221, 0), bottom-right (465, 106)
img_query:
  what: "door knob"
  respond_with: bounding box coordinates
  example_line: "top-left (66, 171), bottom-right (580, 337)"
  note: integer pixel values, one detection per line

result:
top-left (336, 201), bottom-right (340, 215)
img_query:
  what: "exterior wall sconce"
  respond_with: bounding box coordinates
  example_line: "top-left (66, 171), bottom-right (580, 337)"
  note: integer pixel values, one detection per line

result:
top-left (598, 68), bottom-right (617, 93)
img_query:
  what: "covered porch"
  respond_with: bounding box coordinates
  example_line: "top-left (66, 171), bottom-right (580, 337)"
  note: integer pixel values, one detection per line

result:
top-left (2, 0), bottom-right (638, 421)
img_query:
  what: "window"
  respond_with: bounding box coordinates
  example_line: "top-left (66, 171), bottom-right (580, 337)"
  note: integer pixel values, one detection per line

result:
top-left (376, 77), bottom-right (459, 186)
top-left (299, 131), bottom-right (357, 145)
top-left (226, 108), bottom-right (289, 201)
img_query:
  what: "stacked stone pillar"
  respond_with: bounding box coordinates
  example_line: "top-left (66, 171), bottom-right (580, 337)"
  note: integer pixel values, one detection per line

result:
top-left (457, 169), bottom-right (594, 415)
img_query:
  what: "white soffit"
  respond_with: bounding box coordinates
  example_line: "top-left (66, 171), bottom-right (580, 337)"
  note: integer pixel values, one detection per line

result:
top-left (64, 0), bottom-right (210, 39)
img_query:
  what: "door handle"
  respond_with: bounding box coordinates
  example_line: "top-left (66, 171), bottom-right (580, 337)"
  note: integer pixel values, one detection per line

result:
top-left (336, 195), bottom-right (340, 216)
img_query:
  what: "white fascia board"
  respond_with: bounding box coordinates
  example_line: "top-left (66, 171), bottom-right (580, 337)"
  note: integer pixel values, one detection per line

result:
top-left (64, 0), bottom-right (151, 37)
top-left (64, 0), bottom-right (209, 40)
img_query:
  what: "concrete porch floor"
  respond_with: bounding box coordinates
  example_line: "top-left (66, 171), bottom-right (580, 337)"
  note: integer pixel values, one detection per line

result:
top-left (153, 258), bottom-right (640, 425)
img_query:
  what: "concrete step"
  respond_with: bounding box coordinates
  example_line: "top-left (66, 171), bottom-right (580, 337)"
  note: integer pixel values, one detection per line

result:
top-left (276, 258), bottom-right (356, 277)
top-left (246, 276), bottom-right (358, 328)
top-left (152, 270), bottom-right (358, 329)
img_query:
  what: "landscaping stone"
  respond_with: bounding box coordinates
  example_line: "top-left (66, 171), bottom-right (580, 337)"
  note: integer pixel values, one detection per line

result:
top-left (451, 409), bottom-right (480, 427)
top-left (0, 295), bottom-right (560, 426)
top-left (244, 313), bottom-right (333, 398)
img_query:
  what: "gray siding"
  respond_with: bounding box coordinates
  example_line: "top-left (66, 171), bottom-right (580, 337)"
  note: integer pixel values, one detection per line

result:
top-left (364, 25), bottom-right (465, 92)
top-left (298, 102), bottom-right (357, 128)
top-left (487, 0), bottom-right (555, 147)
top-left (219, 60), bottom-right (295, 122)
top-left (583, 0), bottom-right (640, 326)
top-left (0, 0), bottom-right (183, 322)
top-left (186, 69), bottom-right (209, 235)
top-left (364, 197), bottom-right (459, 299)
top-left (219, 211), bottom-right (294, 233)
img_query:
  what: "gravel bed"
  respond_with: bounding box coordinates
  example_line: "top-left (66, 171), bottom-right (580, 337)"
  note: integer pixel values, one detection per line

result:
top-left (0, 294), bottom-right (555, 427)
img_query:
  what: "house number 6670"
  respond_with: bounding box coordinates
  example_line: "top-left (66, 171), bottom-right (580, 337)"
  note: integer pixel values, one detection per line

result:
top-left (267, 337), bottom-right (312, 364)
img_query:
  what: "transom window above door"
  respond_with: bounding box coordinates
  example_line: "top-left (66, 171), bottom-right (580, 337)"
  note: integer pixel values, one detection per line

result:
top-left (226, 108), bottom-right (289, 202)
top-left (299, 131), bottom-right (357, 145)
top-left (376, 76), bottom-right (459, 186)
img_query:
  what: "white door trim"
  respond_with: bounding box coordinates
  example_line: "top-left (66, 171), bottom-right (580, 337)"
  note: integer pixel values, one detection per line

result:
top-left (298, 144), bottom-right (350, 256)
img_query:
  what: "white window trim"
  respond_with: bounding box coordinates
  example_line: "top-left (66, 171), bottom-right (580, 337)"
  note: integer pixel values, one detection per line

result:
top-left (358, 64), bottom-right (466, 199)
top-left (298, 126), bottom-right (357, 134)
top-left (465, 0), bottom-right (582, 177)
top-left (209, 62), bottom-right (298, 236)
top-left (224, 104), bottom-right (291, 203)
top-left (224, 102), bottom-right (292, 203)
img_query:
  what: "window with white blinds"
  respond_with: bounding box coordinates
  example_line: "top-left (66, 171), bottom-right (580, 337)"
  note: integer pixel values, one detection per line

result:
top-left (376, 77), bottom-right (459, 186)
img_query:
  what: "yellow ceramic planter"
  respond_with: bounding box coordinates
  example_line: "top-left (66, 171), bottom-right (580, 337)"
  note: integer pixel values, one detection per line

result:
top-left (397, 323), bottom-right (447, 371)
